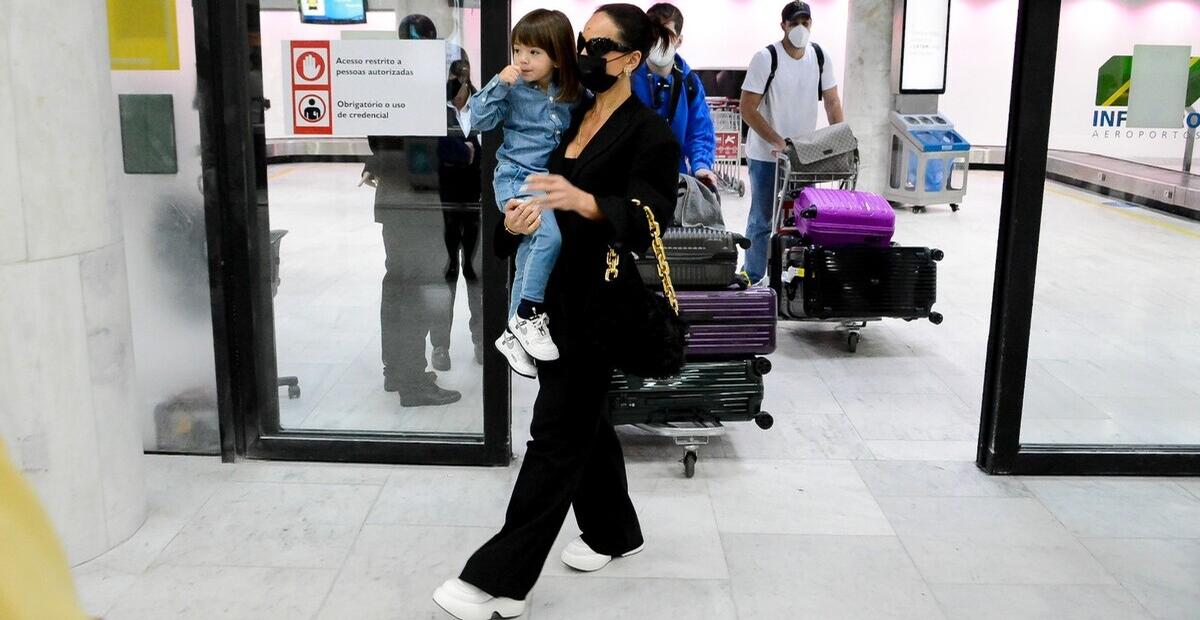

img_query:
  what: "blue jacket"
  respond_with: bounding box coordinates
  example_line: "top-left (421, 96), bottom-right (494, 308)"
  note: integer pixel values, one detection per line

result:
top-left (631, 54), bottom-right (716, 175)
top-left (468, 75), bottom-right (572, 176)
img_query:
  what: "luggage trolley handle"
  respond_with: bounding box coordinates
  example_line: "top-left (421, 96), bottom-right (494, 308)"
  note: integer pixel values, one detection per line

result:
top-left (772, 141), bottom-right (800, 230)
top-left (782, 138), bottom-right (802, 171)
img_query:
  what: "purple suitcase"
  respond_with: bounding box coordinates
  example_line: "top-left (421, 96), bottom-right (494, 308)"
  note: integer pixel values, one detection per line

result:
top-left (677, 288), bottom-right (777, 358)
top-left (795, 187), bottom-right (895, 247)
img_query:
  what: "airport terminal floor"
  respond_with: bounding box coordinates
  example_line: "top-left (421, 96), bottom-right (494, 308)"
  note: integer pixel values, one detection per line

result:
top-left (8, 1), bottom-right (1200, 619)
top-left (69, 171), bottom-right (1200, 619)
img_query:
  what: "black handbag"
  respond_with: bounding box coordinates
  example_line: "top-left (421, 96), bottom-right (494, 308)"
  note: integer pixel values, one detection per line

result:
top-left (592, 200), bottom-right (689, 378)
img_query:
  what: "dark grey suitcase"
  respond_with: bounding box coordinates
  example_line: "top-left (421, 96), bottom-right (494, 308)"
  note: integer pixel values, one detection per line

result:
top-left (608, 358), bottom-right (773, 428)
top-left (637, 226), bottom-right (750, 290)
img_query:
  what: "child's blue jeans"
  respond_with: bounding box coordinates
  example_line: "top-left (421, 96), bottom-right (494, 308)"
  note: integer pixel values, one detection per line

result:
top-left (495, 162), bottom-right (561, 319)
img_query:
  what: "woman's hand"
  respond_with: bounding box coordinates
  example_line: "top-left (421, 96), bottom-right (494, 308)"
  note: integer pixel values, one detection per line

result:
top-left (504, 199), bottom-right (541, 235)
top-left (523, 174), bottom-right (601, 220)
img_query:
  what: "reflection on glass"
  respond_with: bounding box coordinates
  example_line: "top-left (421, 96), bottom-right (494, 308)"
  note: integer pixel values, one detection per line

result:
top-left (263, 5), bottom-right (486, 435)
top-left (1019, 5), bottom-right (1200, 446)
top-left (111, 0), bottom-right (221, 454)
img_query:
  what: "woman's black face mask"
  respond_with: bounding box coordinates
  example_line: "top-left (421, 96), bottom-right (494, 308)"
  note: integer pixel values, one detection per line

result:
top-left (576, 33), bottom-right (632, 94)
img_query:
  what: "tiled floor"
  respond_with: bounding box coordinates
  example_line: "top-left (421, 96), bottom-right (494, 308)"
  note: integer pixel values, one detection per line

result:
top-left (73, 454), bottom-right (1200, 619)
top-left (71, 168), bottom-right (1200, 618)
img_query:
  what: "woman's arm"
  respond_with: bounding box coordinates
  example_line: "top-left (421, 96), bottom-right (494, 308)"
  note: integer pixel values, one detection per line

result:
top-left (525, 116), bottom-right (680, 254)
top-left (468, 75), bottom-right (513, 133)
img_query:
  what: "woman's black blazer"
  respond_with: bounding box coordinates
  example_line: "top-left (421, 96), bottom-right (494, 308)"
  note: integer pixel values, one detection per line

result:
top-left (495, 94), bottom-right (681, 356)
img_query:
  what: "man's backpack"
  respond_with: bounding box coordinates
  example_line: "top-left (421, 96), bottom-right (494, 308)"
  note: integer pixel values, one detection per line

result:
top-left (762, 42), bottom-right (825, 101)
top-left (664, 64), bottom-right (700, 124)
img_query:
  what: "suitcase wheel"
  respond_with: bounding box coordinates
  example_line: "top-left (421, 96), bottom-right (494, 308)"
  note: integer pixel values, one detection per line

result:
top-left (911, 205), bottom-right (926, 214)
top-left (755, 412), bottom-right (774, 430)
top-left (950, 203), bottom-right (960, 212)
top-left (847, 332), bottom-right (860, 353)
top-left (682, 451), bottom-right (698, 478)
top-left (931, 248), bottom-right (945, 262)
top-left (753, 357), bottom-right (773, 376)
top-left (929, 311), bottom-right (944, 325)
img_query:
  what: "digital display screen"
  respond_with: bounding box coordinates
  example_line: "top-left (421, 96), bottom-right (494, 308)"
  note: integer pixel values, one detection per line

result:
top-left (298, 0), bottom-right (367, 25)
top-left (899, 0), bottom-right (951, 93)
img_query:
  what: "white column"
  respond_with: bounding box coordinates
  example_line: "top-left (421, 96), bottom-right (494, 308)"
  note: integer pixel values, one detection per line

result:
top-left (842, 0), bottom-right (894, 194)
top-left (0, 1), bottom-right (146, 565)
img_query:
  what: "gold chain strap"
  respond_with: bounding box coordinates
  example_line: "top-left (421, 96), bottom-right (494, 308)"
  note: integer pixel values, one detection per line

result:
top-left (604, 200), bottom-right (680, 316)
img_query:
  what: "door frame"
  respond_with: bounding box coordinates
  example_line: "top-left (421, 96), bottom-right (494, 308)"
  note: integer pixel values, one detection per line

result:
top-left (194, 0), bottom-right (513, 466)
top-left (977, 0), bottom-right (1200, 476)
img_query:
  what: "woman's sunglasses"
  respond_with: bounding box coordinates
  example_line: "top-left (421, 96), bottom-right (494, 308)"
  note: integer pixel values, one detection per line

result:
top-left (577, 33), bottom-right (633, 57)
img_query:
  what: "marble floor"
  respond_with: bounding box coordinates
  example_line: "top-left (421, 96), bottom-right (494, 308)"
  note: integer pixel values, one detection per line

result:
top-left (71, 454), bottom-right (1200, 619)
top-left (265, 163), bottom-right (1199, 444)
top-left (70, 168), bottom-right (1200, 617)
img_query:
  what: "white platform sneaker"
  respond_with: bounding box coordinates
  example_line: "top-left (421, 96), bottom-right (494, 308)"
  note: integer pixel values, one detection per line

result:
top-left (507, 312), bottom-right (560, 361)
top-left (495, 330), bottom-right (537, 378)
top-left (433, 579), bottom-right (526, 620)
top-left (560, 537), bottom-right (644, 572)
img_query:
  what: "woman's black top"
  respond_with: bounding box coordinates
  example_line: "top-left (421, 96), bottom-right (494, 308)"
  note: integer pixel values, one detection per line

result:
top-left (496, 95), bottom-right (680, 360)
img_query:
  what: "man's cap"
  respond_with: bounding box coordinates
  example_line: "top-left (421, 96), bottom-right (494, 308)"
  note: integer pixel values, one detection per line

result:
top-left (781, 1), bottom-right (812, 22)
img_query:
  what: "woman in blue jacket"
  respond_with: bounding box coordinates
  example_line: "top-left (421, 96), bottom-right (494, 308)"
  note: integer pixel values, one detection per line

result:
top-left (631, 3), bottom-right (718, 187)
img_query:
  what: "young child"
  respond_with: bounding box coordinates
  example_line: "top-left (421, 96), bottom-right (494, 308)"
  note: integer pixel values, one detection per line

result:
top-left (469, 9), bottom-right (580, 378)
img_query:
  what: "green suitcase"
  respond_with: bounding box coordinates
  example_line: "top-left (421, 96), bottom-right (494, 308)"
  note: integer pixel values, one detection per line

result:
top-left (608, 358), bottom-right (773, 429)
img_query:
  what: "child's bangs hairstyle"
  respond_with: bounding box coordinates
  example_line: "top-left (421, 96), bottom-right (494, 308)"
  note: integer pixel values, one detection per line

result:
top-left (511, 9), bottom-right (581, 102)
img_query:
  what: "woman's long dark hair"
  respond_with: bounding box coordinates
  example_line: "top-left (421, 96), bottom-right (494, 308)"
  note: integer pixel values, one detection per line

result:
top-left (646, 2), bottom-right (682, 50)
top-left (512, 9), bottom-right (582, 103)
top-left (595, 3), bottom-right (673, 60)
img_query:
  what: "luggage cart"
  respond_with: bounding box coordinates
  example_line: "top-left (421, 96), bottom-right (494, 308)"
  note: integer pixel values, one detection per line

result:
top-left (707, 97), bottom-right (746, 197)
top-left (633, 421), bottom-right (725, 479)
top-left (631, 413), bottom-right (775, 478)
top-left (770, 143), bottom-right (874, 353)
top-left (771, 142), bottom-right (860, 230)
top-left (611, 357), bottom-right (775, 478)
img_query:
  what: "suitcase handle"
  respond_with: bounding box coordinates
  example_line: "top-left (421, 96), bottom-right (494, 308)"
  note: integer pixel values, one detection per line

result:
top-left (799, 208), bottom-right (817, 219)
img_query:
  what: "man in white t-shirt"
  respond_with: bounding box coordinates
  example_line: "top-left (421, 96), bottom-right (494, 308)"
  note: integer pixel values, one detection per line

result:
top-left (739, 1), bottom-right (844, 285)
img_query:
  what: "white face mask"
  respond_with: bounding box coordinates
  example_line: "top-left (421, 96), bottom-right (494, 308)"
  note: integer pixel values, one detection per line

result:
top-left (788, 24), bottom-right (811, 49)
top-left (648, 41), bottom-right (676, 69)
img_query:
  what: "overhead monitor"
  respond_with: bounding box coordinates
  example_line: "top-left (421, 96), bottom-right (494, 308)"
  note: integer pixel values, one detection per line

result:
top-left (298, 0), bottom-right (367, 25)
top-left (894, 0), bottom-right (951, 94)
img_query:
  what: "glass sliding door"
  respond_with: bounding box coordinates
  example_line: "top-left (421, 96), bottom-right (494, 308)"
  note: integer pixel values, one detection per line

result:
top-left (979, 0), bottom-right (1200, 475)
top-left (196, 0), bottom-right (511, 465)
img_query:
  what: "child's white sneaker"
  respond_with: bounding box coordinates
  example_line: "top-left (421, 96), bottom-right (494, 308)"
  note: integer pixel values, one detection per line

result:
top-left (507, 312), bottom-right (560, 361)
top-left (495, 330), bottom-right (538, 378)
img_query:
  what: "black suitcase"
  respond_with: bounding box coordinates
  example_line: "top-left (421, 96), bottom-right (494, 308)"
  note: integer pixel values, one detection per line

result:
top-left (608, 357), bottom-right (773, 428)
top-left (637, 226), bottom-right (750, 290)
top-left (774, 241), bottom-right (944, 322)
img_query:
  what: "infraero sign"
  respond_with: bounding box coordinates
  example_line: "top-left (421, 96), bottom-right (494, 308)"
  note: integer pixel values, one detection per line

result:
top-left (1091, 45), bottom-right (1200, 140)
